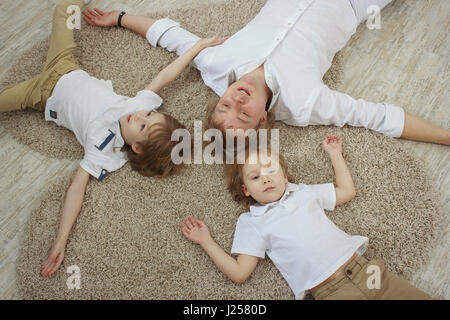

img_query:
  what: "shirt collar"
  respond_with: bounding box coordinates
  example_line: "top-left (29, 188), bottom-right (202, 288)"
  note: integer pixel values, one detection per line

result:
top-left (248, 182), bottom-right (300, 216)
top-left (262, 60), bottom-right (280, 112)
top-left (233, 59), bottom-right (266, 83)
top-left (114, 120), bottom-right (126, 150)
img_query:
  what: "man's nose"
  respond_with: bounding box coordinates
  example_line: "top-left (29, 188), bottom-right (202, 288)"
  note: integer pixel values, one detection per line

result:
top-left (232, 91), bottom-right (245, 103)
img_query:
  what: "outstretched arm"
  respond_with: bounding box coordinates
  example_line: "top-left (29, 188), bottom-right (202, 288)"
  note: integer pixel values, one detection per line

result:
top-left (401, 112), bottom-right (450, 146)
top-left (322, 136), bottom-right (356, 206)
top-left (310, 84), bottom-right (450, 146)
top-left (146, 36), bottom-right (227, 93)
top-left (41, 166), bottom-right (90, 277)
top-left (82, 9), bottom-right (218, 74)
top-left (82, 9), bottom-right (156, 37)
top-left (181, 216), bottom-right (258, 283)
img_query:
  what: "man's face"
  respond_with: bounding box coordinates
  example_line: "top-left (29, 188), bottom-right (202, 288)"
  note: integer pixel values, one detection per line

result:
top-left (241, 152), bottom-right (287, 205)
top-left (119, 110), bottom-right (166, 153)
top-left (213, 77), bottom-right (269, 131)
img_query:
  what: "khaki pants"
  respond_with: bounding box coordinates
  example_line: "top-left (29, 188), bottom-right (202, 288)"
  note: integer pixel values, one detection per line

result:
top-left (310, 255), bottom-right (435, 300)
top-left (0, 0), bottom-right (84, 112)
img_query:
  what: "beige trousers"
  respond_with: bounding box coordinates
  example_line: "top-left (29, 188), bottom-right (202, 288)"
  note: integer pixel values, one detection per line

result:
top-left (0, 0), bottom-right (84, 112)
top-left (310, 254), bottom-right (435, 300)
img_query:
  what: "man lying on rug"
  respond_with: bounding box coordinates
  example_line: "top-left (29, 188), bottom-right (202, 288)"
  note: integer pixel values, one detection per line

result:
top-left (83, 0), bottom-right (450, 145)
top-left (0, 0), bottom-right (226, 277)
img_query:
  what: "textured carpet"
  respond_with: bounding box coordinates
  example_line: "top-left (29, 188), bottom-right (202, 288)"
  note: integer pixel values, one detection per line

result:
top-left (1, 0), bottom-right (441, 299)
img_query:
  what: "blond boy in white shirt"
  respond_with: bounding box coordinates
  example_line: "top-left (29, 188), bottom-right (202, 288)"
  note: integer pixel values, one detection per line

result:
top-left (181, 136), bottom-right (433, 299)
top-left (84, 0), bottom-right (449, 146)
top-left (0, 0), bottom-right (227, 277)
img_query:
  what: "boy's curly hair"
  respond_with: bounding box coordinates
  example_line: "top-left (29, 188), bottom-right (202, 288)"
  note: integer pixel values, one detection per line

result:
top-left (224, 143), bottom-right (289, 210)
top-left (122, 113), bottom-right (186, 178)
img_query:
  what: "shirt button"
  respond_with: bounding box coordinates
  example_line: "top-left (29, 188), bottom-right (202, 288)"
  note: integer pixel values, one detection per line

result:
top-left (346, 269), bottom-right (352, 276)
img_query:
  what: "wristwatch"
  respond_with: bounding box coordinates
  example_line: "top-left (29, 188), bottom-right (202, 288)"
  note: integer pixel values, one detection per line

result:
top-left (117, 11), bottom-right (126, 27)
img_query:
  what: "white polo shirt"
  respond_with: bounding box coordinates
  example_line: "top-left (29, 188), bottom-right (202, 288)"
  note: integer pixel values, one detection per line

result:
top-left (146, 0), bottom-right (404, 137)
top-left (45, 70), bottom-right (163, 181)
top-left (230, 182), bottom-right (369, 300)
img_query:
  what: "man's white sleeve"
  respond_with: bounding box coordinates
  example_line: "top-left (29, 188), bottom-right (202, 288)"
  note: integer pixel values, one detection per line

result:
top-left (146, 18), bottom-right (213, 73)
top-left (308, 83), bottom-right (405, 137)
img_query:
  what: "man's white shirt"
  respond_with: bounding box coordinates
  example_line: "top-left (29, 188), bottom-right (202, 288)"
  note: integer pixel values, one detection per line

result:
top-left (146, 0), bottom-right (404, 137)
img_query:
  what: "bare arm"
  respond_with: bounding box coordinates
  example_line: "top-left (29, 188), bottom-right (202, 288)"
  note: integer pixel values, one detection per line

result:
top-left (401, 112), bottom-right (450, 146)
top-left (322, 136), bottom-right (356, 206)
top-left (181, 217), bottom-right (259, 283)
top-left (41, 166), bottom-right (90, 277)
top-left (82, 9), bottom-right (157, 37)
top-left (146, 36), bottom-right (227, 93)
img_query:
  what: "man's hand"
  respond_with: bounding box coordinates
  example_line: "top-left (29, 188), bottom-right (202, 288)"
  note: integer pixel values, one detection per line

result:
top-left (82, 8), bottom-right (120, 28)
top-left (181, 216), bottom-right (212, 245)
top-left (41, 238), bottom-right (66, 277)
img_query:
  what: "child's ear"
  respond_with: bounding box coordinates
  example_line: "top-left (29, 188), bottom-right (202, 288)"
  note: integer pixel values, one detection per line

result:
top-left (131, 143), bottom-right (143, 154)
top-left (242, 184), bottom-right (251, 197)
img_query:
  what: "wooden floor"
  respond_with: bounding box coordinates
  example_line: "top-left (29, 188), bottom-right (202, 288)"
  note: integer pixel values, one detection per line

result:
top-left (0, 0), bottom-right (448, 299)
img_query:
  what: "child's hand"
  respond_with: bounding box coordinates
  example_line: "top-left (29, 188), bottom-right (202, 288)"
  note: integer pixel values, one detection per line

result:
top-left (322, 135), bottom-right (343, 155)
top-left (82, 8), bottom-right (121, 28)
top-left (197, 36), bottom-right (229, 49)
top-left (181, 216), bottom-right (212, 245)
top-left (41, 239), bottom-right (66, 277)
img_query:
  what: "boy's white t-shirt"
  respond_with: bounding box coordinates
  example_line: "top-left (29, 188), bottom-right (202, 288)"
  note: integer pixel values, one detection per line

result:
top-left (230, 182), bottom-right (369, 300)
top-left (45, 70), bottom-right (163, 181)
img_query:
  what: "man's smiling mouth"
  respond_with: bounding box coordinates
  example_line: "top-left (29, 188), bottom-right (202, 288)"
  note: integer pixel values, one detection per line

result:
top-left (237, 87), bottom-right (250, 96)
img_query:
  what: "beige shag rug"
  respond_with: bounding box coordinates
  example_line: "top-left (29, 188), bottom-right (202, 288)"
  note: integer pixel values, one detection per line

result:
top-left (1, 0), bottom-right (441, 299)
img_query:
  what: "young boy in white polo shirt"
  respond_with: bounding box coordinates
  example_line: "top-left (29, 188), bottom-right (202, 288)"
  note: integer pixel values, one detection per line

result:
top-left (0, 0), bottom-right (226, 277)
top-left (181, 135), bottom-right (433, 299)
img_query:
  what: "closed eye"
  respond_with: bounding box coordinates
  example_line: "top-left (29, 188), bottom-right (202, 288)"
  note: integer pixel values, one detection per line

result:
top-left (218, 106), bottom-right (229, 113)
top-left (221, 103), bottom-right (230, 110)
top-left (238, 117), bottom-right (251, 124)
